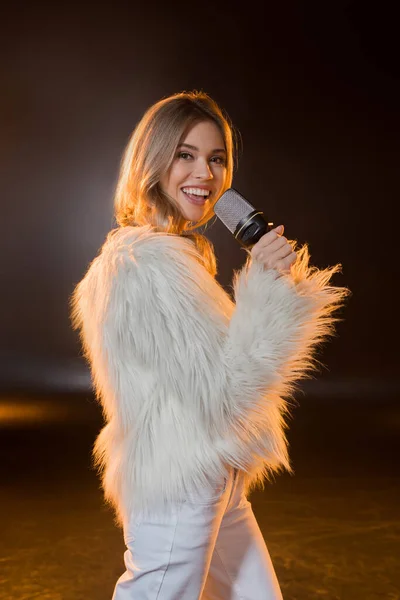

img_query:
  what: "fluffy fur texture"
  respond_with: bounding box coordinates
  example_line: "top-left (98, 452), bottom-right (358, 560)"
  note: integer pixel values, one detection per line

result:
top-left (70, 224), bottom-right (350, 526)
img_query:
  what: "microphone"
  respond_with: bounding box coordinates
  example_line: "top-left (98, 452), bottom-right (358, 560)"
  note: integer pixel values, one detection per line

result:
top-left (213, 188), bottom-right (274, 248)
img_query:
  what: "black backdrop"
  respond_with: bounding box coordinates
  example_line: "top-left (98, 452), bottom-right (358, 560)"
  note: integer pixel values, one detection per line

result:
top-left (1, 2), bottom-right (399, 394)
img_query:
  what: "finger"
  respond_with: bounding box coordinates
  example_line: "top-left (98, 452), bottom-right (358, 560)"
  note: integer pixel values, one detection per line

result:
top-left (272, 241), bottom-right (294, 261)
top-left (253, 238), bottom-right (291, 263)
top-left (252, 227), bottom-right (285, 252)
top-left (261, 245), bottom-right (293, 269)
top-left (254, 235), bottom-right (288, 258)
top-left (255, 237), bottom-right (292, 262)
top-left (268, 235), bottom-right (290, 252)
top-left (276, 252), bottom-right (297, 272)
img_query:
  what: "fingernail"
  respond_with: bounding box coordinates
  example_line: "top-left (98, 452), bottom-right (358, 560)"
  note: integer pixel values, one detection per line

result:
top-left (274, 225), bottom-right (284, 234)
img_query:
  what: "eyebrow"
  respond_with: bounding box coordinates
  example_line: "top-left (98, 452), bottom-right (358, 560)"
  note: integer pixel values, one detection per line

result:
top-left (177, 143), bottom-right (226, 154)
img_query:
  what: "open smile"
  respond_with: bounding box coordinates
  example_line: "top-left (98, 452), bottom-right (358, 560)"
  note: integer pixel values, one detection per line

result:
top-left (181, 188), bottom-right (211, 205)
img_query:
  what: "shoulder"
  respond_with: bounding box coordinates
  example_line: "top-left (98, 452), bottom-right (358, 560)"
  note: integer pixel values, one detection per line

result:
top-left (71, 225), bottom-right (207, 331)
top-left (101, 225), bottom-right (192, 256)
top-left (100, 225), bottom-right (201, 269)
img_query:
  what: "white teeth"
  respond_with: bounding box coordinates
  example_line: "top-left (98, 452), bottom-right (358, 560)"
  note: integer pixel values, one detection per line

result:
top-left (182, 187), bottom-right (210, 197)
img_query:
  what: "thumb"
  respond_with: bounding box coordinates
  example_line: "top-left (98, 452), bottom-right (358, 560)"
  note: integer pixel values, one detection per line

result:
top-left (273, 224), bottom-right (284, 235)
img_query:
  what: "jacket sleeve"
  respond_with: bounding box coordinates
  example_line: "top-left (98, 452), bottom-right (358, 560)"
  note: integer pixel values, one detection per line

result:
top-left (70, 227), bottom-right (350, 440)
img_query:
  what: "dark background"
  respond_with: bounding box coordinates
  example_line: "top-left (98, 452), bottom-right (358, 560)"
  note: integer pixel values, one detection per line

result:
top-left (1, 3), bottom-right (400, 599)
top-left (1, 1), bottom-right (399, 395)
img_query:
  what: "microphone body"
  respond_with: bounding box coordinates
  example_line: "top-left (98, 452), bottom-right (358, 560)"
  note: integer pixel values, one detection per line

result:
top-left (213, 188), bottom-right (274, 248)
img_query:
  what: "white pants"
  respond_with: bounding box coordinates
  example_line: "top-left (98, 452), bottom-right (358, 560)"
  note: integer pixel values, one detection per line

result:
top-left (112, 466), bottom-right (283, 599)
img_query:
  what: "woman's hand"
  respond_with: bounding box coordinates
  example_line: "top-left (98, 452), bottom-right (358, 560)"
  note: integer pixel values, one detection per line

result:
top-left (250, 225), bottom-right (297, 273)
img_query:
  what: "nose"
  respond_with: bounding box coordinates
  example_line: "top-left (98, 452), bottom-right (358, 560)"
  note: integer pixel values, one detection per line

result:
top-left (193, 158), bottom-right (213, 180)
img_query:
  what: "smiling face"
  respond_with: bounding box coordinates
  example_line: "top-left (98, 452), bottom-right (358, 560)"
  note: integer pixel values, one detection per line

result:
top-left (159, 120), bottom-right (227, 222)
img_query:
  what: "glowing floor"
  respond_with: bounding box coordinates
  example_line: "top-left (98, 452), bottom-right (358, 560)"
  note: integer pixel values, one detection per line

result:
top-left (0, 391), bottom-right (399, 599)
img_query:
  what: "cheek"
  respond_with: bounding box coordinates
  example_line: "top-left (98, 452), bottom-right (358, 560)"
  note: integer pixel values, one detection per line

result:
top-left (215, 168), bottom-right (227, 189)
top-left (170, 162), bottom-right (190, 185)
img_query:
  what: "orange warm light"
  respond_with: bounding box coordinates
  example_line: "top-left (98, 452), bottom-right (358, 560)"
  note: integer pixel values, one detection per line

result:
top-left (0, 399), bottom-right (68, 426)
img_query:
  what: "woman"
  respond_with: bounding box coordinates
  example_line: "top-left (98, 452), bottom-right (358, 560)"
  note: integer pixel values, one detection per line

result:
top-left (70, 90), bottom-right (350, 599)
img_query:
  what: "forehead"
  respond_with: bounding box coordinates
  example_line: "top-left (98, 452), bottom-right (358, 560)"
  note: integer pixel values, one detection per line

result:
top-left (180, 120), bottom-right (225, 148)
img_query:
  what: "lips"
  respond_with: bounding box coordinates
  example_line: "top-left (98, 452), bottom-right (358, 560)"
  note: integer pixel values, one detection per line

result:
top-left (181, 189), bottom-right (210, 205)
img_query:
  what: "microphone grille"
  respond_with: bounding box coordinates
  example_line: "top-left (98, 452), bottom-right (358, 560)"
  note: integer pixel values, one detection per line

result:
top-left (213, 188), bottom-right (256, 233)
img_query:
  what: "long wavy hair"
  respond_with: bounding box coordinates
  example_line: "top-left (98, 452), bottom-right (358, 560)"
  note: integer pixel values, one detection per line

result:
top-left (113, 90), bottom-right (240, 275)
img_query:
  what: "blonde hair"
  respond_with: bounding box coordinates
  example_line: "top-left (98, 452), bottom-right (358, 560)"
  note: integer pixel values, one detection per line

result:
top-left (113, 90), bottom-right (240, 276)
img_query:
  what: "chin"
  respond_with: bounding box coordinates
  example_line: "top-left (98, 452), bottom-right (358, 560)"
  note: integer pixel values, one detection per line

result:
top-left (182, 205), bottom-right (207, 222)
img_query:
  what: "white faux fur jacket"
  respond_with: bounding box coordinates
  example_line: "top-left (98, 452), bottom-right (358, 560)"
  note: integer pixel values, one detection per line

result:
top-left (70, 224), bottom-right (349, 526)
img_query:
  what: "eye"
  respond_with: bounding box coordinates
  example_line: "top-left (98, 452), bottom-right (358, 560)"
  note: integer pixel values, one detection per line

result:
top-left (211, 156), bottom-right (226, 165)
top-left (177, 152), bottom-right (193, 160)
